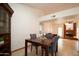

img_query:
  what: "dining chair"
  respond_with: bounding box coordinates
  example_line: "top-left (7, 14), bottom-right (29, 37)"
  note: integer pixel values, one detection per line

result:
top-left (45, 33), bottom-right (54, 39)
top-left (42, 36), bottom-right (59, 56)
top-left (49, 36), bottom-right (59, 55)
top-left (30, 34), bottom-right (39, 55)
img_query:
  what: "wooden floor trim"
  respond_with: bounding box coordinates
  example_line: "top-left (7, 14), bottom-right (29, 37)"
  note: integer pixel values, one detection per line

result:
top-left (11, 47), bottom-right (25, 53)
top-left (11, 45), bottom-right (31, 53)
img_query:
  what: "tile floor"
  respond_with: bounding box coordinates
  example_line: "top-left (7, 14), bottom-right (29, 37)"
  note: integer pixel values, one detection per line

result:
top-left (12, 38), bottom-right (79, 56)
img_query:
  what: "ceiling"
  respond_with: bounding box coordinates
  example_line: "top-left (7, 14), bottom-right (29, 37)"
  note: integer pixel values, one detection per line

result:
top-left (26, 3), bottom-right (79, 15)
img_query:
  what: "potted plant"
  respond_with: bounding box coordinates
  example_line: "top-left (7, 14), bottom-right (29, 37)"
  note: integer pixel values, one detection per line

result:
top-left (0, 37), bottom-right (4, 44)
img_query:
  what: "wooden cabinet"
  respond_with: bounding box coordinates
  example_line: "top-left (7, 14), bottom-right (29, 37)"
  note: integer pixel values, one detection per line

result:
top-left (0, 3), bottom-right (13, 56)
top-left (64, 23), bottom-right (76, 39)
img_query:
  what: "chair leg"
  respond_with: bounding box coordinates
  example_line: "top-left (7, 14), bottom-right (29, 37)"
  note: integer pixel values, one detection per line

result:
top-left (31, 45), bottom-right (32, 52)
top-left (35, 46), bottom-right (38, 55)
top-left (51, 52), bottom-right (57, 56)
top-left (51, 52), bottom-right (54, 56)
top-left (41, 48), bottom-right (44, 56)
top-left (55, 52), bottom-right (57, 56)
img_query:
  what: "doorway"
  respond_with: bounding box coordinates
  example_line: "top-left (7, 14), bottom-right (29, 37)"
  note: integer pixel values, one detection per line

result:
top-left (57, 27), bottom-right (63, 37)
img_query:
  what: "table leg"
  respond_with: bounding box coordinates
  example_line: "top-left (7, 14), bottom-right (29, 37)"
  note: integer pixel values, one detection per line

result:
top-left (25, 41), bottom-right (27, 56)
top-left (56, 42), bottom-right (58, 52)
top-left (55, 44), bottom-right (58, 56)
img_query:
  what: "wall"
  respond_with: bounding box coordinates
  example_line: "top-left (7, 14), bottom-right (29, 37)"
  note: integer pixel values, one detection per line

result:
top-left (39, 7), bottom-right (79, 21)
top-left (41, 20), bottom-right (58, 34)
top-left (9, 3), bottom-right (43, 51)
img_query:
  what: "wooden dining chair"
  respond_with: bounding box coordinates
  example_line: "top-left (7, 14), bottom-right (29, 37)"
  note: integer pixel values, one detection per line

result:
top-left (30, 34), bottom-right (39, 55)
top-left (41, 36), bottom-right (59, 56)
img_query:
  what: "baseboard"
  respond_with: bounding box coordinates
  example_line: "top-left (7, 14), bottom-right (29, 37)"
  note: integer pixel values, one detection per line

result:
top-left (11, 45), bottom-right (31, 53)
top-left (11, 47), bottom-right (25, 53)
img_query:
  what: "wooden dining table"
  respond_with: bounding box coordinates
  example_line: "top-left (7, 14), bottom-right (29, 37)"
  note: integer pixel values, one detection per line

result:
top-left (25, 37), bottom-right (53, 56)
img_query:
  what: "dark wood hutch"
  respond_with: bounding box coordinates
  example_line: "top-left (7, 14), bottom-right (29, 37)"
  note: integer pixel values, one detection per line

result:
top-left (0, 3), bottom-right (14, 56)
top-left (64, 23), bottom-right (76, 39)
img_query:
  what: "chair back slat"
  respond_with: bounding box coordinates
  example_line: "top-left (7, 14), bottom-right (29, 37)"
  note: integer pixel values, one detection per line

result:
top-left (30, 34), bottom-right (37, 39)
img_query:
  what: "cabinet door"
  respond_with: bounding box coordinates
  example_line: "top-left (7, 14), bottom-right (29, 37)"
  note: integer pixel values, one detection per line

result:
top-left (0, 4), bottom-right (13, 56)
top-left (0, 7), bottom-right (10, 34)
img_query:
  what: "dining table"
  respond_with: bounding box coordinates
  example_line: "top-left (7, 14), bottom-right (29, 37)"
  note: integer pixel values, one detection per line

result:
top-left (25, 37), bottom-right (54, 56)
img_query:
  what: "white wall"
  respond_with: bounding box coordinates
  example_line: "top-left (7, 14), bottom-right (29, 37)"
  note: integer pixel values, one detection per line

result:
top-left (9, 4), bottom-right (43, 51)
top-left (39, 7), bottom-right (79, 21)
